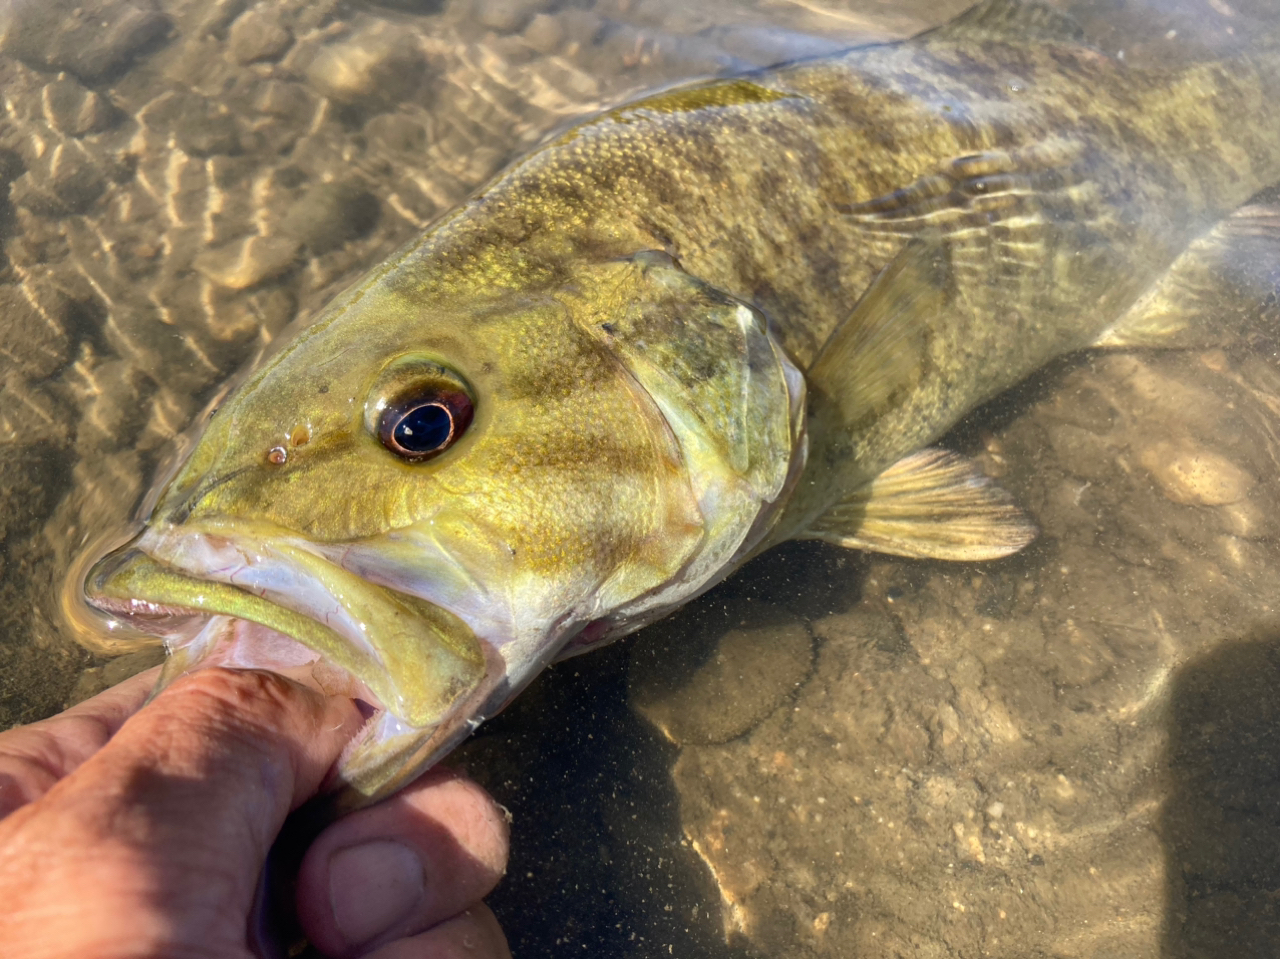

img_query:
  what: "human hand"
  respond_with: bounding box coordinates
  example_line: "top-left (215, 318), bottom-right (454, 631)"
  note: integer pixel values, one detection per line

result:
top-left (0, 667), bottom-right (511, 959)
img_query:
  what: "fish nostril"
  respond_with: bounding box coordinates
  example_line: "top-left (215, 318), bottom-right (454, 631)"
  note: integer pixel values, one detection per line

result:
top-left (267, 446), bottom-right (288, 465)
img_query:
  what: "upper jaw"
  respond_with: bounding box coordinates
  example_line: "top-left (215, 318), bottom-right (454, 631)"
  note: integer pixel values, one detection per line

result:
top-left (83, 517), bottom-right (493, 806)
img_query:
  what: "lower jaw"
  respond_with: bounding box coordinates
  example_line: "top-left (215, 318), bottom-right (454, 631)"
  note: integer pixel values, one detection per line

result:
top-left (160, 613), bottom-right (382, 704)
top-left (83, 540), bottom-right (503, 806)
top-left (86, 593), bottom-right (505, 809)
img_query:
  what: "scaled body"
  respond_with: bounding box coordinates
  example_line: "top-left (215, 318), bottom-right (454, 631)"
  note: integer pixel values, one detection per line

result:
top-left (83, 0), bottom-right (1280, 806)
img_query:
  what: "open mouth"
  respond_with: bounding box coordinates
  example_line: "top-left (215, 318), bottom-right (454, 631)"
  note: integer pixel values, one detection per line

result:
top-left (83, 521), bottom-right (493, 808)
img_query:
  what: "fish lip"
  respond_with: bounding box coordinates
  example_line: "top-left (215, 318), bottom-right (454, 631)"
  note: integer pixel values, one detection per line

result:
top-left (83, 520), bottom-right (492, 804)
top-left (83, 546), bottom-right (390, 713)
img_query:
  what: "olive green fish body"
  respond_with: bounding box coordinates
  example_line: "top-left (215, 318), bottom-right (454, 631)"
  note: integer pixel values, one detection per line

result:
top-left (357, 7), bottom-right (1280, 509)
top-left (82, 0), bottom-right (1280, 806)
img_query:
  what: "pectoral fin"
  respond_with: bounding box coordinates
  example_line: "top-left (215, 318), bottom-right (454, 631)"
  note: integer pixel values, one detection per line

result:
top-left (771, 238), bottom-right (953, 540)
top-left (801, 448), bottom-right (1037, 561)
top-left (807, 237), bottom-right (948, 434)
top-left (1096, 203), bottom-right (1280, 348)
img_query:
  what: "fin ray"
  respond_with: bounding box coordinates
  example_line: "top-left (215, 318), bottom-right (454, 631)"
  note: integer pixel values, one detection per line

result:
top-left (802, 448), bottom-right (1037, 561)
top-left (1096, 202), bottom-right (1280, 348)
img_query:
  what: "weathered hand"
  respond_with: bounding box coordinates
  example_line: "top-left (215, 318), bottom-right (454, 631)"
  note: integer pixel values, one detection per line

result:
top-left (0, 667), bottom-right (510, 959)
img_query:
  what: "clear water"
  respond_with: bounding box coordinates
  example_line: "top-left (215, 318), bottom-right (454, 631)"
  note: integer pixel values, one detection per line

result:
top-left (3, 0), bottom-right (1280, 956)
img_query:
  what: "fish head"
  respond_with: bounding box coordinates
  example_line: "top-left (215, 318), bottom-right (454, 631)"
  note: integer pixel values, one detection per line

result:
top-left (83, 250), bottom-right (803, 807)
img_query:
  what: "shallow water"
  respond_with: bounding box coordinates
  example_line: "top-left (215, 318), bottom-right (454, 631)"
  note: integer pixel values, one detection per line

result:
top-left (3, 0), bottom-right (1280, 956)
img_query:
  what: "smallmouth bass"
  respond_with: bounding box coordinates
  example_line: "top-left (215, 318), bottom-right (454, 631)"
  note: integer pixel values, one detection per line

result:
top-left (79, 0), bottom-right (1280, 808)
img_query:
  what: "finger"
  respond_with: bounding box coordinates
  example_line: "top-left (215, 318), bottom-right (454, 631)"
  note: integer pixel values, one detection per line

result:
top-left (360, 906), bottom-right (511, 959)
top-left (0, 668), bottom-right (363, 956)
top-left (0, 666), bottom-right (160, 816)
top-left (297, 768), bottom-right (509, 957)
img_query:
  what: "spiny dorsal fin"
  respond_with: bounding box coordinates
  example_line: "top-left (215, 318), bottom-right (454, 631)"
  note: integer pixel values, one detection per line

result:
top-left (801, 448), bottom-right (1037, 561)
top-left (929, 0), bottom-right (1086, 46)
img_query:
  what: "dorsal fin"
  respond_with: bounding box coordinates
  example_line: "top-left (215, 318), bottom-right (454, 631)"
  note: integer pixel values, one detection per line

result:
top-left (927, 0), bottom-right (1086, 45)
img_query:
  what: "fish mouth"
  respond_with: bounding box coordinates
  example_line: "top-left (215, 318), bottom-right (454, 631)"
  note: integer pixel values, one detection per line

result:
top-left (83, 519), bottom-right (493, 809)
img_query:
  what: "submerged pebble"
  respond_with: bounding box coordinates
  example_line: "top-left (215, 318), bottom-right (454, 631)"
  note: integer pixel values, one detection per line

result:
top-left (41, 77), bottom-right (120, 137)
top-left (10, 141), bottom-right (108, 216)
top-left (629, 601), bottom-right (813, 745)
top-left (281, 181), bottom-right (380, 254)
top-left (306, 25), bottom-right (426, 105)
top-left (194, 235), bottom-right (302, 290)
top-left (228, 6), bottom-right (293, 64)
top-left (0, 0), bottom-right (169, 81)
top-left (1140, 440), bottom-right (1256, 506)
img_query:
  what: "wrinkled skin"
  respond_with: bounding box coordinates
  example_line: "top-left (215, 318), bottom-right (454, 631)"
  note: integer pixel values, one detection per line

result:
top-left (0, 668), bottom-right (510, 958)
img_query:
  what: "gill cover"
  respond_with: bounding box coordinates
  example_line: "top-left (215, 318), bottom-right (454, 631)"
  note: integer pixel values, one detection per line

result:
top-left (564, 251), bottom-right (805, 638)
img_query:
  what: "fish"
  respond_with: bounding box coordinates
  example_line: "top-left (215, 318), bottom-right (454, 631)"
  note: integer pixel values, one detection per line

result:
top-left (80, 0), bottom-right (1280, 810)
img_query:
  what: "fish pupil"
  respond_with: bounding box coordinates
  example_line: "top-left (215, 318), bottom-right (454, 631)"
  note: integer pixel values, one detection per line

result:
top-left (393, 403), bottom-right (453, 453)
top-left (375, 375), bottom-right (473, 462)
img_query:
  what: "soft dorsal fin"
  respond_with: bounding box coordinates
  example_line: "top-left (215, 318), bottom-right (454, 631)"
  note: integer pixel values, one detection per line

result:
top-left (927, 0), bottom-right (1086, 45)
top-left (801, 448), bottom-right (1037, 561)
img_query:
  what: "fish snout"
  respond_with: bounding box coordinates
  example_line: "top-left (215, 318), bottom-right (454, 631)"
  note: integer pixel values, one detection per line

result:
top-left (81, 521), bottom-right (494, 806)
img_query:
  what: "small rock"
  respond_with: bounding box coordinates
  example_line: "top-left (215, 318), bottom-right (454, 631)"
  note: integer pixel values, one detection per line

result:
top-left (203, 285), bottom-right (298, 344)
top-left (1218, 495), bottom-right (1278, 540)
top-left (75, 359), bottom-right (155, 450)
top-left (195, 235), bottom-right (301, 289)
top-left (0, 284), bottom-right (71, 380)
top-left (254, 80), bottom-right (318, 120)
top-left (0, 149), bottom-right (22, 186)
top-left (629, 600), bottom-right (813, 745)
top-left (0, 0), bottom-right (169, 82)
top-left (307, 25), bottom-right (426, 105)
top-left (228, 6), bottom-right (293, 64)
top-left (559, 8), bottom-right (604, 49)
top-left (280, 181), bottom-right (379, 254)
top-left (0, 440), bottom-right (73, 543)
top-left (10, 141), bottom-right (107, 216)
top-left (523, 13), bottom-right (565, 54)
top-left (140, 91), bottom-right (241, 157)
top-left (364, 113), bottom-right (429, 155)
top-left (1141, 441), bottom-right (1256, 506)
top-left (41, 77), bottom-right (120, 137)
top-left (196, 0), bottom-right (249, 36)
top-left (475, 0), bottom-right (544, 34)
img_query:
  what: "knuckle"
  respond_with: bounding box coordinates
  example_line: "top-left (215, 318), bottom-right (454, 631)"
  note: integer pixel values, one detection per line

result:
top-left (161, 668), bottom-right (315, 746)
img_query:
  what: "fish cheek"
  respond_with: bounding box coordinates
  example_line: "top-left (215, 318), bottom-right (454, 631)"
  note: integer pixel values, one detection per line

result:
top-left (446, 367), bottom-right (700, 612)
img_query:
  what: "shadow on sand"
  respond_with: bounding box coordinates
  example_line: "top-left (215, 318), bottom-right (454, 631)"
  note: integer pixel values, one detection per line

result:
top-left (1164, 626), bottom-right (1280, 957)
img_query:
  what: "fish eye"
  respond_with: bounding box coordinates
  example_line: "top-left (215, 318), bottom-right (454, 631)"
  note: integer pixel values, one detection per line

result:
top-left (366, 356), bottom-right (476, 463)
top-left (378, 385), bottom-right (473, 461)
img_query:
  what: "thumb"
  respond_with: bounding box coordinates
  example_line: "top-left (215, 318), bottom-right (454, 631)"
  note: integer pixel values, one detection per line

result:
top-left (0, 668), bottom-right (362, 959)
